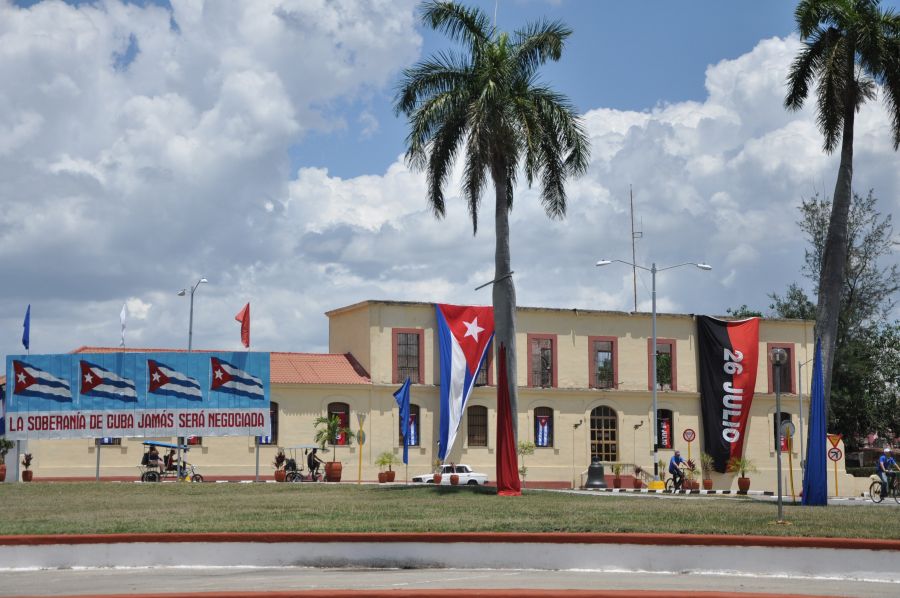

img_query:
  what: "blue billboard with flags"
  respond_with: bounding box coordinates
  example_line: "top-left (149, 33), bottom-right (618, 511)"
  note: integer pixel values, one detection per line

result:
top-left (4, 352), bottom-right (270, 440)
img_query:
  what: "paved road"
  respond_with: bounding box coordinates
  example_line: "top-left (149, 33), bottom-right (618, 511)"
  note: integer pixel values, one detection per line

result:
top-left (0, 567), bottom-right (895, 597)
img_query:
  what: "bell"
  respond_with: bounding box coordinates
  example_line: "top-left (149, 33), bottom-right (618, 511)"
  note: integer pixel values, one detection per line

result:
top-left (584, 458), bottom-right (607, 488)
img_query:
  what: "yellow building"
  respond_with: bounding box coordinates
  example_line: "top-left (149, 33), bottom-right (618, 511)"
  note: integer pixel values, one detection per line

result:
top-left (3, 299), bottom-right (862, 495)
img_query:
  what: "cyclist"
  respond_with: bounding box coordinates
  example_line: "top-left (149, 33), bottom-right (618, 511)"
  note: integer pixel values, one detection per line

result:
top-left (877, 447), bottom-right (899, 500)
top-left (307, 448), bottom-right (324, 480)
top-left (668, 450), bottom-right (687, 490)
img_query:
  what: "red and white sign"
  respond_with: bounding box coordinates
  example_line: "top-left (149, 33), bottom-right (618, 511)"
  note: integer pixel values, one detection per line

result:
top-left (827, 433), bottom-right (843, 448)
top-left (683, 428), bottom-right (696, 443)
top-left (828, 447), bottom-right (843, 462)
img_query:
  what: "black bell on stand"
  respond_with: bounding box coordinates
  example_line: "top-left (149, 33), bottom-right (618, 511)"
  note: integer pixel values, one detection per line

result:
top-left (583, 458), bottom-right (607, 488)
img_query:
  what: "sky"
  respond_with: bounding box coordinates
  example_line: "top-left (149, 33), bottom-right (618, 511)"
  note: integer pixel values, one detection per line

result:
top-left (2, 0), bottom-right (900, 360)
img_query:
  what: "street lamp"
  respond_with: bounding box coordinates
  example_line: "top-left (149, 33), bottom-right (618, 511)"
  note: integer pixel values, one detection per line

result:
top-left (572, 419), bottom-right (583, 489)
top-left (771, 347), bottom-right (788, 523)
top-left (596, 259), bottom-right (711, 485)
top-left (177, 278), bottom-right (208, 352)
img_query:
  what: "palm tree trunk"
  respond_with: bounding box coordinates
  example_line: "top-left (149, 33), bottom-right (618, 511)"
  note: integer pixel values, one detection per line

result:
top-left (492, 167), bottom-right (521, 495)
top-left (817, 89), bottom-right (856, 421)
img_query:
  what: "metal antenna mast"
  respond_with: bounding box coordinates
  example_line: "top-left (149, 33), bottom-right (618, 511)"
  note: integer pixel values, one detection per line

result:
top-left (629, 185), bottom-right (642, 312)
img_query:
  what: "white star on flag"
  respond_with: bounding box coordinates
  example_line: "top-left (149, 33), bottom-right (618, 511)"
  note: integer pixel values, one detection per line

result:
top-left (463, 317), bottom-right (484, 341)
top-left (17, 372), bottom-right (26, 384)
top-left (84, 372), bottom-right (93, 384)
top-left (215, 369), bottom-right (224, 380)
top-left (152, 372), bottom-right (161, 383)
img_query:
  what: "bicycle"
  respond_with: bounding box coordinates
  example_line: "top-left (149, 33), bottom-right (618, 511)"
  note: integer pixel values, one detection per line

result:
top-left (869, 472), bottom-right (900, 504)
top-left (664, 474), bottom-right (684, 492)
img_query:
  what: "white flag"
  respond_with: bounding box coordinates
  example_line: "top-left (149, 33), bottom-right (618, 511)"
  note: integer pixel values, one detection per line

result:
top-left (119, 303), bottom-right (127, 347)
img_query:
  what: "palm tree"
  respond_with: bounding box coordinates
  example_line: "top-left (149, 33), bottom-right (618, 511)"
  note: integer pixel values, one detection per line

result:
top-left (395, 1), bottom-right (589, 492)
top-left (785, 0), bottom-right (900, 413)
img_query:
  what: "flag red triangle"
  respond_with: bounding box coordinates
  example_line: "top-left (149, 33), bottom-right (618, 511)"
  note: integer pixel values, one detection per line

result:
top-left (235, 303), bottom-right (250, 348)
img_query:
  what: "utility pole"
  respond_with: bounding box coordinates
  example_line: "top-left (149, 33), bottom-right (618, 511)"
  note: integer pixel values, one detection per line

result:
top-left (629, 186), bottom-right (642, 312)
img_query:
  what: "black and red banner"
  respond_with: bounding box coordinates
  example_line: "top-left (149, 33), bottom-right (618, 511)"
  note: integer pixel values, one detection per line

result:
top-left (697, 316), bottom-right (759, 473)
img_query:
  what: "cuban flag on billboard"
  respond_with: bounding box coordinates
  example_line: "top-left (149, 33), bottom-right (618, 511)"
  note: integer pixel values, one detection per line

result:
top-left (210, 357), bottom-right (264, 400)
top-left (148, 360), bottom-right (202, 401)
top-left (13, 360), bottom-right (72, 402)
top-left (536, 416), bottom-right (550, 447)
top-left (80, 360), bottom-right (137, 402)
top-left (408, 414), bottom-right (417, 446)
top-left (436, 303), bottom-right (494, 461)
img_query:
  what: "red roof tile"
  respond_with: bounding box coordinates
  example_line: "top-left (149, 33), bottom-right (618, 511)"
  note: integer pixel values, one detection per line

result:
top-left (66, 347), bottom-right (370, 385)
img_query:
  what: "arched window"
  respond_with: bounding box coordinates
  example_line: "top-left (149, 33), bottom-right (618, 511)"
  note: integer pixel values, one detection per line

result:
top-left (327, 402), bottom-right (350, 445)
top-left (534, 407), bottom-right (554, 448)
top-left (400, 404), bottom-right (420, 447)
top-left (467, 405), bottom-right (488, 447)
top-left (590, 406), bottom-right (618, 462)
top-left (258, 401), bottom-right (279, 445)
top-left (657, 408), bottom-right (673, 449)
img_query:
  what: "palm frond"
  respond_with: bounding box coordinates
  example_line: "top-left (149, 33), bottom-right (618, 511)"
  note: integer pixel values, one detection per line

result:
top-left (785, 27), bottom-right (832, 110)
top-left (881, 36), bottom-right (900, 148)
top-left (816, 35), bottom-right (849, 153)
top-left (512, 20), bottom-right (571, 76)
top-left (395, 52), bottom-right (472, 116)
top-left (424, 108), bottom-right (470, 218)
top-left (404, 86), bottom-right (470, 171)
top-left (421, 1), bottom-right (491, 49)
top-left (462, 132), bottom-right (488, 234)
top-left (795, 0), bottom-right (843, 39)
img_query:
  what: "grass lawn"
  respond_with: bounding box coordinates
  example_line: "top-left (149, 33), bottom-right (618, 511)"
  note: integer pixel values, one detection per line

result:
top-left (0, 483), bottom-right (896, 538)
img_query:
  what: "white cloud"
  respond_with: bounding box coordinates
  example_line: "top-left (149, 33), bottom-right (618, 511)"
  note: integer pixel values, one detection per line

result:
top-left (1, 5), bottom-right (898, 361)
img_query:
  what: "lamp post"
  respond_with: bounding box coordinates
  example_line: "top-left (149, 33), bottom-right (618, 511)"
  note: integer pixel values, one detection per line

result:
top-left (177, 278), bottom-right (208, 352)
top-left (596, 259), bottom-right (711, 484)
top-left (771, 347), bottom-right (788, 523)
top-left (572, 419), bottom-right (583, 489)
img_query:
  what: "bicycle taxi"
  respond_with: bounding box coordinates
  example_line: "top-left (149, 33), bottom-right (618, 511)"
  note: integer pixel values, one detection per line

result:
top-left (283, 444), bottom-right (324, 482)
top-left (138, 440), bottom-right (204, 483)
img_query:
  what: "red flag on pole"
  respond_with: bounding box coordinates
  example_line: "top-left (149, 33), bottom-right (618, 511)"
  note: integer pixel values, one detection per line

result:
top-left (234, 303), bottom-right (250, 348)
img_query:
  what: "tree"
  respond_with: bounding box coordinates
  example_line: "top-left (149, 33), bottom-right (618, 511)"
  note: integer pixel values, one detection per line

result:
top-left (784, 0), bottom-right (900, 416)
top-left (725, 305), bottom-right (763, 318)
top-left (771, 190), bottom-right (900, 447)
top-left (395, 1), bottom-right (589, 492)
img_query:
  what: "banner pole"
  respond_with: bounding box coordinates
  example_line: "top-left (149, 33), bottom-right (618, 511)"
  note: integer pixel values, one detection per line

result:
top-left (787, 436), bottom-right (795, 502)
top-left (254, 437), bottom-right (260, 482)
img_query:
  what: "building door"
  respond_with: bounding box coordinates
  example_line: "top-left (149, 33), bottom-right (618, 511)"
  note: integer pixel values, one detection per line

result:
top-left (590, 406), bottom-right (618, 462)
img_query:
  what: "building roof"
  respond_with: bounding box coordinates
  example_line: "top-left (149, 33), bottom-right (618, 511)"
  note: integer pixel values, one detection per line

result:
top-left (67, 347), bottom-right (371, 385)
top-left (324, 299), bottom-right (813, 323)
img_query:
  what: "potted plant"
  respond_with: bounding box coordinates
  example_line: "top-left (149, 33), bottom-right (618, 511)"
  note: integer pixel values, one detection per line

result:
top-left (314, 415), bottom-right (355, 482)
top-left (432, 458), bottom-right (443, 484)
top-left (272, 448), bottom-right (287, 482)
top-left (727, 455), bottom-right (757, 494)
top-left (0, 438), bottom-right (14, 483)
top-left (449, 462), bottom-right (460, 485)
top-left (375, 451), bottom-right (399, 483)
top-left (21, 453), bottom-right (33, 482)
top-left (684, 459), bottom-right (698, 490)
top-left (700, 452), bottom-right (715, 490)
top-left (632, 465), bottom-right (643, 489)
top-left (612, 463), bottom-right (622, 488)
top-left (517, 440), bottom-right (535, 488)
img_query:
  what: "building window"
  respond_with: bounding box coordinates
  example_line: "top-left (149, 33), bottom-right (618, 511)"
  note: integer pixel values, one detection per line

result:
top-left (657, 409), bottom-right (674, 449)
top-left (648, 339), bottom-right (677, 391)
top-left (528, 334), bottom-right (557, 388)
top-left (774, 411), bottom-right (792, 451)
top-left (393, 328), bottom-right (424, 384)
top-left (590, 406), bottom-right (618, 462)
top-left (400, 403), bottom-right (420, 447)
top-left (95, 437), bottom-right (121, 446)
top-left (327, 401), bottom-right (350, 445)
top-left (474, 345), bottom-right (492, 386)
top-left (186, 436), bottom-right (202, 446)
top-left (589, 336), bottom-right (617, 389)
top-left (467, 405), bottom-right (488, 447)
top-left (767, 343), bottom-right (795, 394)
top-left (258, 401), bottom-right (279, 446)
top-left (534, 407), bottom-right (554, 447)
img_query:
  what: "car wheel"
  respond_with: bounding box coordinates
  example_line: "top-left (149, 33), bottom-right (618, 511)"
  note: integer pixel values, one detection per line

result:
top-left (467, 480), bottom-right (478, 486)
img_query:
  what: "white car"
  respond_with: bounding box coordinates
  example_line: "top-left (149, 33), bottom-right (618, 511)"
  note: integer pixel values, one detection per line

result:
top-left (412, 464), bottom-right (488, 486)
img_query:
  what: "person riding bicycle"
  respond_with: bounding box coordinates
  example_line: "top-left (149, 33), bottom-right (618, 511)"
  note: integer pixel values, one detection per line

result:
top-left (307, 448), bottom-right (324, 479)
top-left (877, 447), bottom-right (899, 499)
top-left (668, 450), bottom-right (687, 490)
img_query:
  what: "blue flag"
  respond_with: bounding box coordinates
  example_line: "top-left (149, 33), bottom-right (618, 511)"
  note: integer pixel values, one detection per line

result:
top-left (802, 339), bottom-right (828, 506)
top-left (22, 304), bottom-right (30, 351)
top-left (394, 377), bottom-right (411, 465)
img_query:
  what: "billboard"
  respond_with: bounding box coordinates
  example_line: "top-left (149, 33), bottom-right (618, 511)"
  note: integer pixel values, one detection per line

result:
top-left (4, 352), bottom-right (270, 440)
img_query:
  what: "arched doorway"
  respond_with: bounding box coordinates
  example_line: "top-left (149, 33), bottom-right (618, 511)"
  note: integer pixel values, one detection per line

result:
top-left (590, 406), bottom-right (618, 462)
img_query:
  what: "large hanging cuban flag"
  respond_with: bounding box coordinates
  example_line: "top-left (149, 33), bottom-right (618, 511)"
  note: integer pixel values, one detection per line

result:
top-left (80, 360), bottom-right (137, 402)
top-left (436, 303), bottom-right (494, 461)
top-left (536, 415), bottom-right (551, 447)
top-left (210, 357), bottom-right (264, 400)
top-left (148, 360), bottom-right (202, 401)
top-left (13, 360), bottom-right (72, 402)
